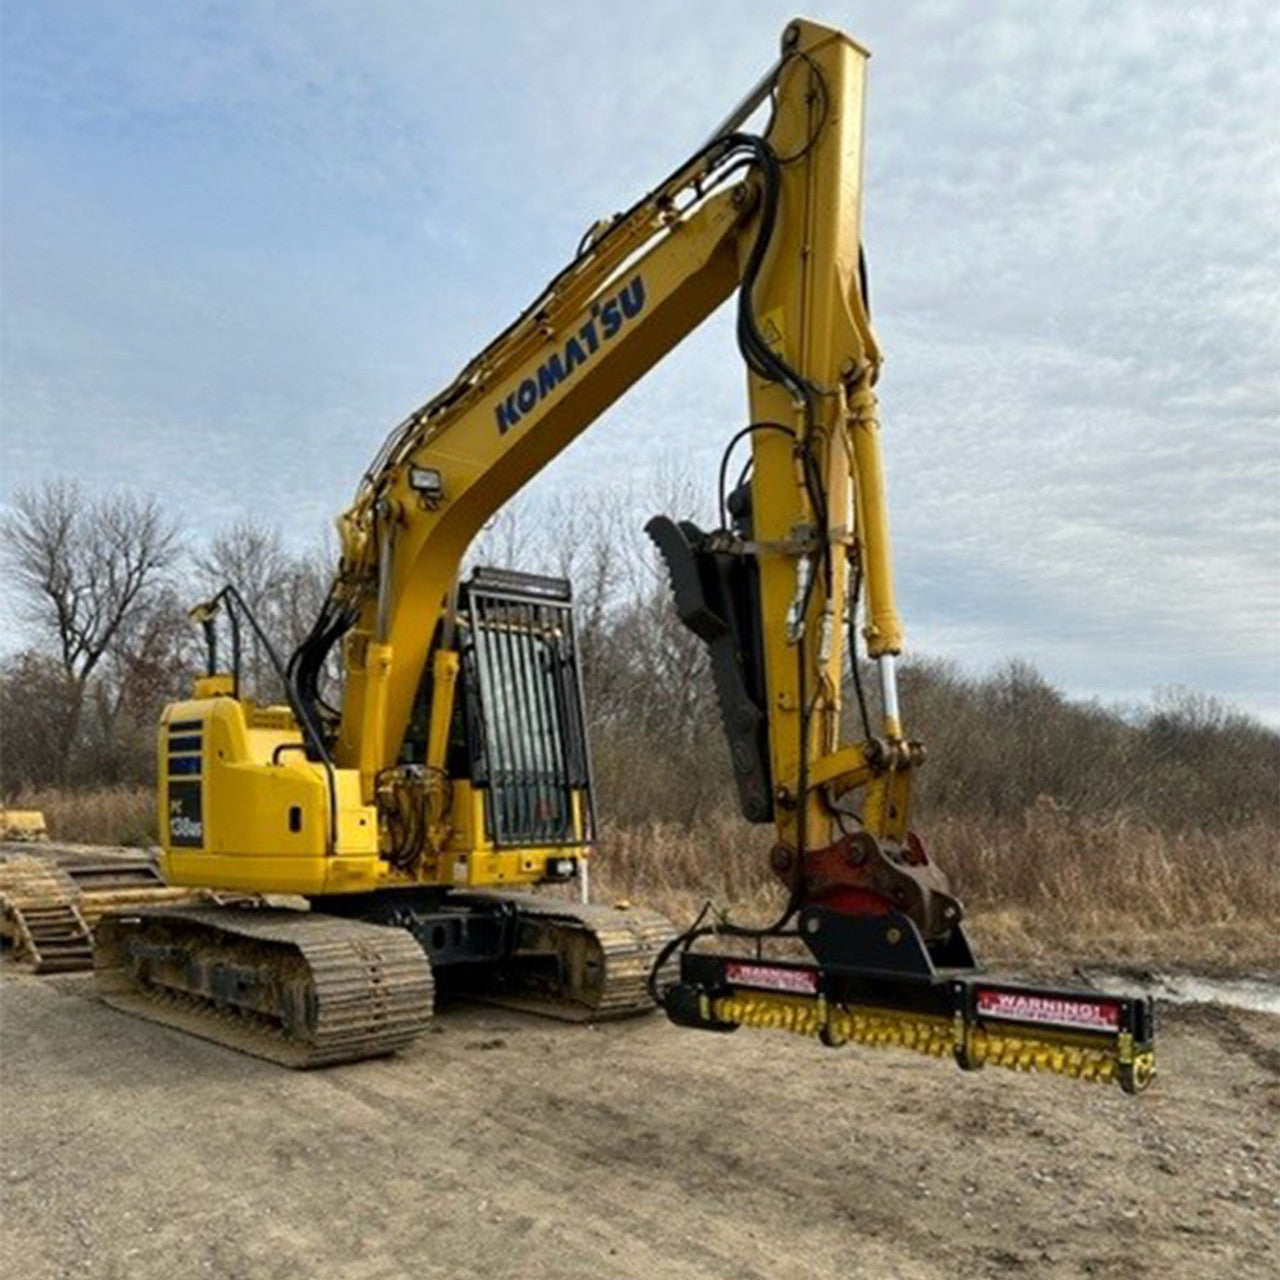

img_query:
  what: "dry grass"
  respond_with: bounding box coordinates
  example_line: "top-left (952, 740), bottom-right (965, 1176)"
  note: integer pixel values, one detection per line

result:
top-left (590, 798), bottom-right (1280, 974)
top-left (11, 785), bottom-right (1276, 972)
top-left (960, 909), bottom-right (1279, 974)
top-left (8, 785), bottom-right (156, 847)
top-left (933, 796), bottom-right (1278, 926)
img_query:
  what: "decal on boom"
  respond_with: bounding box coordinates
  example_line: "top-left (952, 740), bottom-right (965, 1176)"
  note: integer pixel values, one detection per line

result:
top-left (495, 276), bottom-right (647, 434)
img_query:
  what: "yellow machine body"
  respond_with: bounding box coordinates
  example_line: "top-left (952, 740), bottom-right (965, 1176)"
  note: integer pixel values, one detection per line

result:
top-left (0, 809), bottom-right (49, 843)
top-left (159, 687), bottom-right (591, 896)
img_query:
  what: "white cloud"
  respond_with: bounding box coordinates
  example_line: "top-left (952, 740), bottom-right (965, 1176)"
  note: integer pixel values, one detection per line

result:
top-left (2, 0), bottom-right (1277, 719)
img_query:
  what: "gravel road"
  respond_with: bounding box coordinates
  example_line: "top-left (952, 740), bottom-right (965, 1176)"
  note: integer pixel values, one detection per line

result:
top-left (2, 967), bottom-right (1276, 1279)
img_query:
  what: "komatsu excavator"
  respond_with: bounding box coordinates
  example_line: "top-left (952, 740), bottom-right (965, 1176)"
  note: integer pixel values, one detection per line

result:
top-left (97, 19), bottom-right (1154, 1091)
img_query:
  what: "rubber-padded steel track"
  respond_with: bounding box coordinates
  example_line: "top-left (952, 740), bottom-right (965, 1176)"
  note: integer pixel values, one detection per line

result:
top-left (94, 906), bottom-right (434, 1067)
top-left (472, 892), bottom-right (677, 1020)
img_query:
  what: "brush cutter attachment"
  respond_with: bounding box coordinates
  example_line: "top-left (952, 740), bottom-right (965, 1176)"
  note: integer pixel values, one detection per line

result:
top-left (659, 909), bottom-right (1155, 1094)
top-left (648, 499), bottom-right (1156, 1094)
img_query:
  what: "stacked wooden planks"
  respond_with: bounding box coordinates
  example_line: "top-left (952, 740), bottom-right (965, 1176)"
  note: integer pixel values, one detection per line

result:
top-left (0, 843), bottom-right (206, 973)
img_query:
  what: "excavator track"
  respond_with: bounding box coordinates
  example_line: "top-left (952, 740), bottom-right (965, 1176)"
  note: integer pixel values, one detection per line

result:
top-left (94, 906), bottom-right (434, 1067)
top-left (470, 892), bottom-right (677, 1021)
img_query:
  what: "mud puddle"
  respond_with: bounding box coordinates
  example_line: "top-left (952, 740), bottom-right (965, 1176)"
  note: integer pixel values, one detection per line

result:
top-left (1077, 968), bottom-right (1280, 1017)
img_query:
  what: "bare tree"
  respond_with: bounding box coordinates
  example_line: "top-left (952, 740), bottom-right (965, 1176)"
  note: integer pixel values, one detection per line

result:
top-left (0, 651), bottom-right (78, 790)
top-left (194, 517), bottom-right (337, 701)
top-left (80, 586), bottom-right (198, 784)
top-left (2, 482), bottom-right (180, 782)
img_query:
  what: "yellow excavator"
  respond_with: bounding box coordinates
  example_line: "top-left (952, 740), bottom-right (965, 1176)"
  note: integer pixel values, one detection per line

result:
top-left (97, 19), bottom-right (1154, 1090)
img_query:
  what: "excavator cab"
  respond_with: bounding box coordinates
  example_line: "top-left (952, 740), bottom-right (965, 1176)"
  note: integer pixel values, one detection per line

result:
top-left (457, 568), bottom-right (594, 855)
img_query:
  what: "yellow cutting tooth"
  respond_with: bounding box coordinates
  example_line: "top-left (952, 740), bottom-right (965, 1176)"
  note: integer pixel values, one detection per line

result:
top-left (709, 988), bottom-right (1144, 1090)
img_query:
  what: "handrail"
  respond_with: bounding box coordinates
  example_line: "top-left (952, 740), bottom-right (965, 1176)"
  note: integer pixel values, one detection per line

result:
top-left (197, 585), bottom-right (339, 855)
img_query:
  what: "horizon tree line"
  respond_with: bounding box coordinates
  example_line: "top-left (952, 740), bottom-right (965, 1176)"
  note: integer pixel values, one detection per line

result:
top-left (2, 479), bottom-right (1275, 835)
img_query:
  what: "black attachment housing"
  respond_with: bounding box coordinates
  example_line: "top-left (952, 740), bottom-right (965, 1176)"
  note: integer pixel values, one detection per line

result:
top-left (645, 515), bottom-right (773, 822)
top-left (798, 907), bottom-right (977, 980)
top-left (664, 947), bottom-right (1156, 1091)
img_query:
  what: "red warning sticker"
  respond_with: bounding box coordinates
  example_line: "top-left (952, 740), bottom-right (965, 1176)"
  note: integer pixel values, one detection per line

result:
top-left (726, 962), bottom-right (820, 995)
top-left (976, 988), bottom-right (1121, 1032)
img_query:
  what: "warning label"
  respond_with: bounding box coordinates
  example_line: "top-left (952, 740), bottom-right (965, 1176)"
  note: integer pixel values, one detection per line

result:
top-left (976, 988), bottom-right (1121, 1032)
top-left (725, 962), bottom-right (819, 995)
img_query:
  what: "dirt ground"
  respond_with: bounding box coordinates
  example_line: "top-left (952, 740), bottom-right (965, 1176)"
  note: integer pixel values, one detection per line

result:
top-left (1, 967), bottom-right (1276, 1280)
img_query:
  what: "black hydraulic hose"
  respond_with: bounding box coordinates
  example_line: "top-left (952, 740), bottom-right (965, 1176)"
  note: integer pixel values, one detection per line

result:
top-left (717, 421), bottom-right (796, 526)
top-left (226, 603), bottom-right (242, 700)
top-left (724, 133), bottom-right (831, 593)
top-left (212, 584), bottom-right (340, 856)
top-left (287, 586), bottom-right (356, 748)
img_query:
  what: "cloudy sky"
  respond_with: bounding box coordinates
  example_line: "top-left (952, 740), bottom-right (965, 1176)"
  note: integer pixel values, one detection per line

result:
top-left (3, 1), bottom-right (1277, 720)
